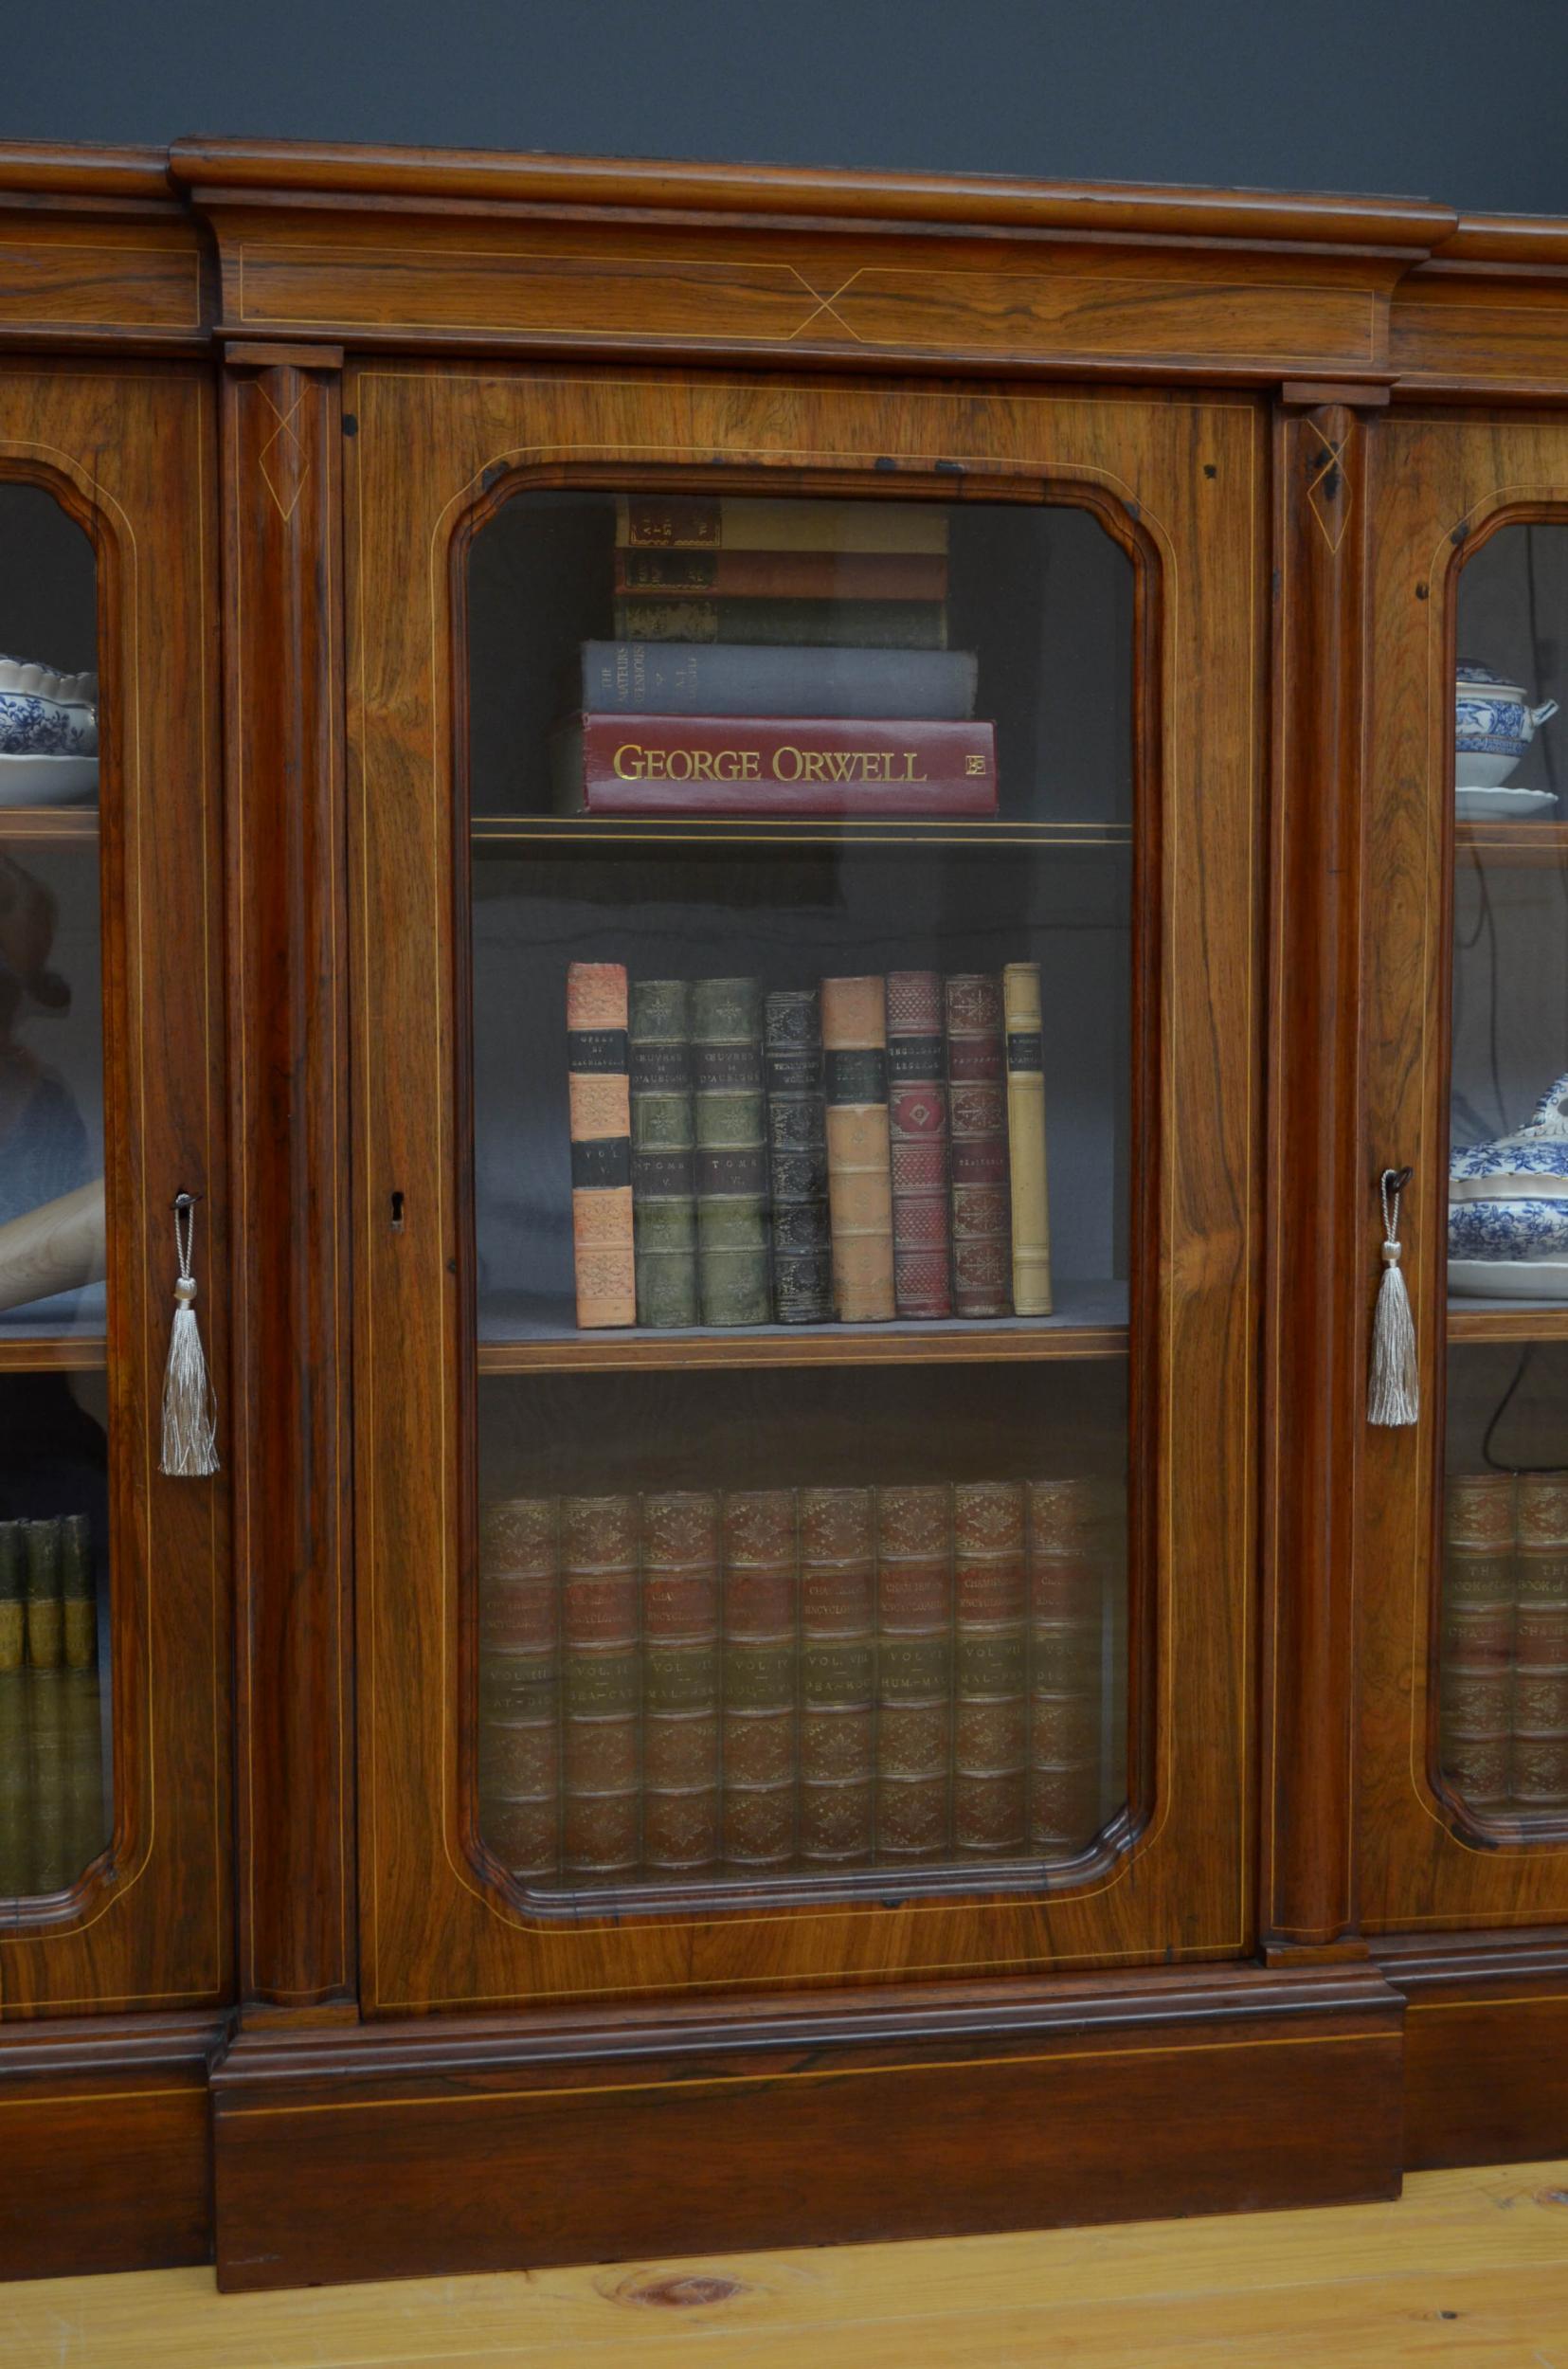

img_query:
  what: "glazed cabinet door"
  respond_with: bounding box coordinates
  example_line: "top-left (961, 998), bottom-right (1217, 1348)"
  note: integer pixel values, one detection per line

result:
top-left (347, 364), bottom-right (1263, 2013)
top-left (1362, 409), bottom-right (1568, 1937)
top-left (0, 364), bottom-right (228, 2016)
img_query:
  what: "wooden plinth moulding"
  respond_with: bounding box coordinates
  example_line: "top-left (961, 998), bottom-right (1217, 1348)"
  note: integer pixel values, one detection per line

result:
top-left (224, 348), bottom-right (356, 2013)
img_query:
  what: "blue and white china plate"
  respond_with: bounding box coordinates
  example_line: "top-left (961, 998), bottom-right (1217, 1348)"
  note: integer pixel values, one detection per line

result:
top-left (1450, 1256), bottom-right (1568, 1300)
top-left (1455, 787), bottom-right (1559, 821)
top-left (0, 752), bottom-right (99, 806)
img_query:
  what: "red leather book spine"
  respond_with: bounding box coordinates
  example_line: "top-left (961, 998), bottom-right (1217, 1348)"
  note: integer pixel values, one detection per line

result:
top-left (640, 1492), bottom-right (722, 1877)
top-left (945, 973), bottom-right (1012, 1319)
top-left (721, 1490), bottom-right (800, 1872)
top-left (477, 1496), bottom-right (561, 1883)
top-left (569, 714), bottom-right (998, 818)
top-left (886, 968), bottom-right (953, 1321)
top-left (952, 1482), bottom-right (1028, 1857)
top-left (614, 550), bottom-right (948, 601)
top-left (1026, 1478), bottom-right (1115, 1857)
top-left (875, 1485), bottom-right (953, 1864)
top-left (798, 1487), bottom-right (875, 1868)
top-left (560, 1495), bottom-right (641, 1880)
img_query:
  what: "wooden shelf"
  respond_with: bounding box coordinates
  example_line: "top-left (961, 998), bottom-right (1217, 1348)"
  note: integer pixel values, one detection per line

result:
top-left (477, 1282), bottom-right (1129, 1374)
top-left (1449, 1300), bottom-right (1568, 1346)
top-left (471, 814), bottom-right (1131, 852)
top-left (1455, 819), bottom-right (1568, 869)
top-left (0, 1333), bottom-right (106, 1371)
top-left (0, 805), bottom-right (99, 844)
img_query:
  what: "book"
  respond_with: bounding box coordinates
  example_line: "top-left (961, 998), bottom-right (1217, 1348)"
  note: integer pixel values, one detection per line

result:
top-left (1440, 1475), bottom-right (1517, 1812)
top-left (1512, 1476), bottom-right (1568, 1812)
top-left (764, 989), bottom-right (833, 1325)
top-left (640, 1492), bottom-right (722, 1877)
top-left (61, 1670), bottom-right (106, 1885)
top-left (952, 1483), bottom-right (1028, 1856)
top-left (550, 714), bottom-right (998, 820)
top-left (478, 1497), bottom-right (561, 1883)
top-left (1026, 1478), bottom-right (1112, 1856)
top-left (821, 975), bottom-right (895, 1324)
top-left (721, 1490), bottom-right (799, 1872)
top-left (566, 962), bottom-right (635, 1329)
top-left (875, 1485), bottom-right (952, 1864)
top-left (613, 598), bottom-right (947, 650)
top-left (616, 495), bottom-right (948, 555)
top-left (0, 1669), bottom-right (26, 1896)
top-left (0, 1520), bottom-right (21, 1673)
top-left (886, 970), bottom-right (953, 1321)
top-left (576, 641), bottom-right (979, 721)
top-left (560, 1495), bottom-right (641, 1880)
top-left (1002, 961), bottom-right (1053, 1318)
top-left (945, 974), bottom-right (1013, 1320)
top-left (629, 979), bottom-right (697, 1329)
top-left (26, 1665), bottom-right (67, 1891)
top-left (60, 1514), bottom-right (94, 1673)
top-left (24, 1518), bottom-right (61, 1671)
top-left (615, 549), bottom-right (948, 601)
top-left (798, 1487), bottom-right (875, 1868)
top-left (692, 978), bottom-right (770, 1326)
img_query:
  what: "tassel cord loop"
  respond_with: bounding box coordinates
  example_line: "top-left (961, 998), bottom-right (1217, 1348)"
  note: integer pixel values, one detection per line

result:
top-left (160, 1191), bottom-right (219, 1477)
top-left (1368, 1166), bottom-right (1419, 1429)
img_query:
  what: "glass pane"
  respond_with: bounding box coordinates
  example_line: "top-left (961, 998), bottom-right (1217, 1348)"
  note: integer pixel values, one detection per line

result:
top-left (465, 488), bottom-right (1138, 1904)
top-left (1443, 523), bottom-right (1568, 1827)
top-left (0, 481), bottom-right (112, 1899)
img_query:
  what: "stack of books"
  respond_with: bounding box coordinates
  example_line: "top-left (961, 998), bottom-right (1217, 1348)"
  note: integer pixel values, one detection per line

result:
top-left (475, 1475), bottom-right (1122, 1889)
top-left (567, 959), bottom-right (1052, 1329)
top-left (1442, 1473), bottom-right (1568, 1815)
top-left (550, 496), bottom-right (998, 820)
top-left (0, 1511), bottom-right (106, 1897)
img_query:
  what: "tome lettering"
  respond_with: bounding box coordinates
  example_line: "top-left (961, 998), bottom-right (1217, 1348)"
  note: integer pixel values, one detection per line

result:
top-left (611, 741), bottom-right (929, 782)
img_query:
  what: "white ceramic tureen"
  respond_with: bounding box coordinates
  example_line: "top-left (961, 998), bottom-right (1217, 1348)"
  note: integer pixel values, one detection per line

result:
top-left (1451, 1070), bottom-right (1568, 1296)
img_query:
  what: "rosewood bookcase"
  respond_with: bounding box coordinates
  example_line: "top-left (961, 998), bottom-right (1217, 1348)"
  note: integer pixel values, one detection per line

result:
top-left (2, 136), bottom-right (1568, 2288)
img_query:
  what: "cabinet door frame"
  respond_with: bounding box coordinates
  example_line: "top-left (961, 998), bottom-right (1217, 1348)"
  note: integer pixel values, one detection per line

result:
top-left (347, 360), bottom-right (1264, 2014)
top-left (0, 360), bottom-right (230, 2016)
top-left (1361, 404), bottom-right (1568, 1934)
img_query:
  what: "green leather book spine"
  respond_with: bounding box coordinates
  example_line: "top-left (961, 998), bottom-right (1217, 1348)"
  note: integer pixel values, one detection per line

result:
top-left (765, 988), bottom-right (833, 1324)
top-left (692, 977), bottom-right (770, 1327)
top-left (629, 979), bottom-right (698, 1329)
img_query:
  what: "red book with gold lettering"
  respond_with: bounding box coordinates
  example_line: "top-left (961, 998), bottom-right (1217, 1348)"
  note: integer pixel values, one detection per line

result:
top-left (551, 714), bottom-right (998, 818)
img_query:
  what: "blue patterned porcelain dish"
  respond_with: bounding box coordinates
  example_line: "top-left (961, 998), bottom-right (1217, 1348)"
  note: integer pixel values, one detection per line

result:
top-left (1456, 660), bottom-right (1559, 789)
top-left (1451, 1072), bottom-right (1568, 1284)
top-left (0, 657), bottom-right (97, 759)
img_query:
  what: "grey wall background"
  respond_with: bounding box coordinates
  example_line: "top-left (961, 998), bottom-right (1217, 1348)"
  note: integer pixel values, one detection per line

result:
top-left (3, 0), bottom-right (1566, 216)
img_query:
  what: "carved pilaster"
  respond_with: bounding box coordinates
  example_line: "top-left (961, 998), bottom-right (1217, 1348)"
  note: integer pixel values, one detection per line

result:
top-left (1261, 399), bottom-right (1377, 1958)
top-left (223, 345), bottom-right (354, 2009)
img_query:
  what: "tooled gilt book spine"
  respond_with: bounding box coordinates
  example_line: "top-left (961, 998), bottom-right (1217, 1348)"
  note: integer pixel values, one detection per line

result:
top-left (24, 1518), bottom-right (62, 1672)
top-left (612, 598), bottom-right (946, 650)
top-left (721, 1490), bottom-right (799, 1872)
top-left (615, 494), bottom-right (949, 554)
top-left (693, 977), bottom-right (770, 1328)
top-left (1027, 1478), bottom-right (1112, 1856)
top-left (566, 962), bottom-right (635, 1329)
top-left (560, 1495), bottom-right (641, 1882)
top-left (640, 1492), bottom-right (722, 1878)
top-left (952, 1482), bottom-right (1028, 1858)
top-left (614, 549), bottom-right (948, 600)
top-left (60, 1513), bottom-right (94, 1673)
top-left (946, 974), bottom-right (1012, 1320)
top-left (764, 988), bottom-right (833, 1325)
top-left (477, 1496), bottom-right (561, 1883)
top-left (1513, 1477), bottom-right (1568, 1814)
top-left (798, 1487), bottom-right (876, 1869)
top-left (629, 979), bottom-right (697, 1329)
top-left (1439, 1474), bottom-right (1517, 1813)
top-left (821, 975), bottom-right (894, 1324)
top-left (875, 1484), bottom-right (953, 1865)
top-left (1002, 961), bottom-right (1053, 1318)
top-left (0, 1519), bottom-right (21, 1674)
top-left (886, 969), bottom-right (952, 1322)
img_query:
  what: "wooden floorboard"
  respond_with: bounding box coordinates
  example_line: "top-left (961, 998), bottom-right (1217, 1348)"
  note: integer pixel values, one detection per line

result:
top-left (4, 2159), bottom-right (1568, 2367)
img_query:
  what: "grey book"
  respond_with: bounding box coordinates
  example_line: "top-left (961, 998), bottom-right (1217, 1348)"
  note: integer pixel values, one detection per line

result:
top-left (692, 978), bottom-right (769, 1327)
top-left (574, 642), bottom-right (979, 720)
top-left (764, 988), bottom-right (833, 1324)
top-left (629, 979), bottom-right (698, 1329)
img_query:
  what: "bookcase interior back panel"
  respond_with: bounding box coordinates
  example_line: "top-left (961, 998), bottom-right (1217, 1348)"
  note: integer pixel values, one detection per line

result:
top-left (348, 365), bottom-right (1261, 2010)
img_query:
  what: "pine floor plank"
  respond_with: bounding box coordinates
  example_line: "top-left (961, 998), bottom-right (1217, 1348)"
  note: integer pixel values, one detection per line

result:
top-left (3, 2160), bottom-right (1568, 2369)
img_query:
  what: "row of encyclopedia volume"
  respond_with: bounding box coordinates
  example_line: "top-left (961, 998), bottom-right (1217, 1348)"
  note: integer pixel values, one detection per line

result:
top-left (566, 961), bottom-right (1051, 1329)
top-left (475, 1477), bottom-right (1122, 1886)
top-left (1441, 1473), bottom-right (1568, 1815)
top-left (0, 1513), bottom-right (108, 1900)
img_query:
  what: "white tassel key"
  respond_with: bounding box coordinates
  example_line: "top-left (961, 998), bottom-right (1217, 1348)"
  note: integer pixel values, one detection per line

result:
top-left (160, 1191), bottom-right (219, 1476)
top-left (1369, 1165), bottom-right (1419, 1428)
